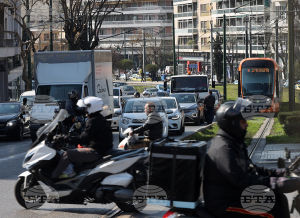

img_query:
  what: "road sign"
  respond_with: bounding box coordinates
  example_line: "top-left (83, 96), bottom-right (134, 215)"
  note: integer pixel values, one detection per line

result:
top-left (189, 64), bottom-right (197, 68)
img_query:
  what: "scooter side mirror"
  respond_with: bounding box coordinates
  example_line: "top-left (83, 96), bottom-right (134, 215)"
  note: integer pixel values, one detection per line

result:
top-left (277, 157), bottom-right (286, 168)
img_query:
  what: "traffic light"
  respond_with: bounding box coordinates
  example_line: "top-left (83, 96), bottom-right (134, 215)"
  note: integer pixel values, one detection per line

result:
top-left (117, 46), bottom-right (120, 51)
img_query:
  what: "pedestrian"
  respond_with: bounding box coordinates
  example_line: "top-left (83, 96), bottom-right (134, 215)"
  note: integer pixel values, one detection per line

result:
top-left (204, 90), bottom-right (215, 125)
top-left (141, 71), bottom-right (145, 82)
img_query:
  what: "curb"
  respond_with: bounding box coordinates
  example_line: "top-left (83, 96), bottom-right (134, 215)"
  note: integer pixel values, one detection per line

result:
top-left (180, 122), bottom-right (217, 141)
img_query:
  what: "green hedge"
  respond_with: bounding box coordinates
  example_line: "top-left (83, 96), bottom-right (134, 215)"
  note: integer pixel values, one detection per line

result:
top-left (286, 116), bottom-right (300, 124)
top-left (278, 111), bottom-right (300, 124)
top-left (284, 123), bottom-right (300, 136)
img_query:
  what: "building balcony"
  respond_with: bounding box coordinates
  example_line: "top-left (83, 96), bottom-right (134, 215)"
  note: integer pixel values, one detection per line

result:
top-left (101, 20), bottom-right (172, 28)
top-left (0, 39), bottom-right (20, 58)
top-left (112, 6), bottom-right (173, 14)
top-left (173, 0), bottom-right (197, 5)
top-left (98, 33), bottom-right (173, 41)
top-left (174, 12), bottom-right (197, 19)
top-left (175, 28), bottom-right (198, 35)
top-left (178, 45), bottom-right (198, 49)
top-left (214, 26), bottom-right (264, 33)
top-left (211, 5), bottom-right (265, 16)
top-left (200, 45), bottom-right (210, 51)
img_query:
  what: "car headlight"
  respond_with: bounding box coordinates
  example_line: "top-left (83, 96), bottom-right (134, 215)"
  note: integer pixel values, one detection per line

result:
top-left (121, 117), bottom-right (131, 125)
top-left (171, 114), bottom-right (180, 120)
top-left (7, 120), bottom-right (17, 126)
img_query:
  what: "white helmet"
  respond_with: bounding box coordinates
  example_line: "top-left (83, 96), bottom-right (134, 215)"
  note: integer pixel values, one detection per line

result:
top-left (77, 96), bottom-right (103, 114)
top-left (143, 91), bottom-right (150, 97)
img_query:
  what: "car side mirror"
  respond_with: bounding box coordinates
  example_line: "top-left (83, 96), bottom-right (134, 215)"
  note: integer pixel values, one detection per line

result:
top-left (115, 109), bottom-right (122, 116)
top-left (165, 109), bottom-right (173, 114)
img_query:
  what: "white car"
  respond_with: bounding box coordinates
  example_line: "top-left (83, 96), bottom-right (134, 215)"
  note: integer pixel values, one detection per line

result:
top-left (111, 96), bottom-right (122, 130)
top-left (118, 98), bottom-right (169, 142)
top-left (160, 97), bottom-right (185, 135)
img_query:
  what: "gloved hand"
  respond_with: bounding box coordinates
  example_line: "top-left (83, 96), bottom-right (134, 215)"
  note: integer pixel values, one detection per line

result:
top-left (270, 177), bottom-right (300, 193)
top-left (54, 135), bottom-right (69, 143)
top-left (275, 168), bottom-right (286, 177)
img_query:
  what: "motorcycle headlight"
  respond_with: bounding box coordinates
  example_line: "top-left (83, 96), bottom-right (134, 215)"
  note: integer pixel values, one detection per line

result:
top-left (23, 152), bottom-right (35, 164)
top-left (7, 120), bottom-right (17, 126)
top-left (121, 117), bottom-right (131, 125)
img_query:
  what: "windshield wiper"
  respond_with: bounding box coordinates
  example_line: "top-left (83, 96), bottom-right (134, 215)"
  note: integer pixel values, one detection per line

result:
top-left (260, 85), bottom-right (270, 95)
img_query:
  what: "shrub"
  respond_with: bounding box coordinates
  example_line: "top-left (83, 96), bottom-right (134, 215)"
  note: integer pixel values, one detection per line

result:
top-left (284, 123), bottom-right (300, 136)
top-left (278, 111), bottom-right (300, 124)
top-left (286, 116), bottom-right (300, 124)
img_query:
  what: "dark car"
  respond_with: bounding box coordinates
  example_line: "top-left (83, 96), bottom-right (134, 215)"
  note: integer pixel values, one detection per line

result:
top-left (210, 89), bottom-right (223, 103)
top-left (113, 82), bottom-right (128, 87)
top-left (0, 102), bottom-right (30, 140)
top-left (170, 93), bottom-right (205, 125)
top-left (156, 91), bottom-right (170, 97)
top-left (120, 85), bottom-right (136, 95)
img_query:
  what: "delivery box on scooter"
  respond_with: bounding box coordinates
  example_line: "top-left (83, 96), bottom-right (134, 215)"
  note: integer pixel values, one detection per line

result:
top-left (148, 138), bottom-right (207, 209)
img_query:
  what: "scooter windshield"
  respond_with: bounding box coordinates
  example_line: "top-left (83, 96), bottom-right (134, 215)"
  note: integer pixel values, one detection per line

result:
top-left (233, 98), bottom-right (252, 112)
top-left (36, 109), bottom-right (69, 139)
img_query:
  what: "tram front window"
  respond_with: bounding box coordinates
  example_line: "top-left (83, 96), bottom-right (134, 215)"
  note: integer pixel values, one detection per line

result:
top-left (242, 67), bottom-right (274, 98)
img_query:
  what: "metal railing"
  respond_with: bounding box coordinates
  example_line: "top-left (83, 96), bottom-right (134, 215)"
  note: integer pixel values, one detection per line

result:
top-left (174, 12), bottom-right (197, 18)
top-left (101, 20), bottom-right (172, 25)
top-left (0, 39), bottom-right (14, 47)
top-left (114, 6), bottom-right (173, 12)
top-left (98, 33), bottom-right (173, 39)
top-left (211, 5), bottom-right (265, 15)
top-left (178, 45), bottom-right (198, 49)
top-left (175, 28), bottom-right (198, 34)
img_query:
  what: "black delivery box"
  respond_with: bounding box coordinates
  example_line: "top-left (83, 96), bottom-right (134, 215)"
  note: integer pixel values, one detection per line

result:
top-left (148, 138), bottom-right (207, 209)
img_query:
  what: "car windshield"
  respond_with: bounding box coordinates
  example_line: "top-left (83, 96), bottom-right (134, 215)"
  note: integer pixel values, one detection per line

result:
top-left (161, 99), bottom-right (177, 109)
top-left (123, 86), bottom-right (135, 91)
top-left (146, 89), bottom-right (158, 93)
top-left (158, 85), bottom-right (170, 89)
top-left (36, 85), bottom-right (82, 102)
top-left (124, 100), bottom-right (165, 113)
top-left (171, 94), bottom-right (197, 103)
top-left (113, 89), bottom-right (119, 96)
top-left (20, 96), bottom-right (35, 102)
top-left (0, 104), bottom-right (20, 114)
top-left (157, 92), bottom-right (167, 97)
top-left (114, 98), bottom-right (120, 108)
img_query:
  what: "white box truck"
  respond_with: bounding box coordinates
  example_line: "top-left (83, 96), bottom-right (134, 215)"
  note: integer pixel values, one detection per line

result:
top-left (170, 75), bottom-right (209, 99)
top-left (30, 50), bottom-right (114, 141)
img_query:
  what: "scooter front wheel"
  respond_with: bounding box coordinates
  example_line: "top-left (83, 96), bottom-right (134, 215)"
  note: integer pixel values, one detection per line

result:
top-left (14, 177), bottom-right (46, 209)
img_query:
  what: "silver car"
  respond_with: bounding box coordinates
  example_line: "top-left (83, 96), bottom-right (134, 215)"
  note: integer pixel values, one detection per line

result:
top-left (160, 97), bottom-right (185, 135)
top-left (120, 85), bottom-right (136, 95)
top-left (118, 98), bottom-right (169, 142)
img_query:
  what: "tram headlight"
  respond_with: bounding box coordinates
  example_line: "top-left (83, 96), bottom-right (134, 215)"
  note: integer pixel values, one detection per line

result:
top-left (266, 98), bottom-right (271, 104)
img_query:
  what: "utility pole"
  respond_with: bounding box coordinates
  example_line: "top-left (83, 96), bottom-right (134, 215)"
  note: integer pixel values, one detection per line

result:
top-left (172, 14), bottom-right (176, 75)
top-left (143, 29), bottom-right (145, 80)
top-left (288, 0), bottom-right (295, 111)
top-left (132, 42), bottom-right (133, 62)
top-left (245, 16), bottom-right (248, 59)
top-left (49, 0), bottom-right (53, 51)
top-left (249, 16), bottom-right (252, 57)
top-left (163, 21), bottom-right (165, 74)
top-left (210, 20), bottom-right (214, 88)
top-left (26, 0), bottom-right (31, 90)
top-left (223, 12), bottom-right (227, 100)
top-left (275, 19), bottom-right (279, 64)
top-left (124, 29), bottom-right (126, 59)
top-left (177, 43), bottom-right (179, 65)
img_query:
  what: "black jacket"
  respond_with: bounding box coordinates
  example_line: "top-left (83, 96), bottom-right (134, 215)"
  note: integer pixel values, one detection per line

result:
top-left (204, 129), bottom-right (281, 216)
top-left (68, 112), bottom-right (113, 155)
top-left (204, 94), bottom-right (215, 108)
top-left (132, 112), bottom-right (163, 140)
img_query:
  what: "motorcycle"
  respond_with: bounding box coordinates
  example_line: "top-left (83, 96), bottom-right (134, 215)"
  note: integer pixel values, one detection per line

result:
top-left (15, 109), bottom-right (148, 212)
top-left (118, 128), bottom-right (139, 150)
top-left (163, 148), bottom-right (300, 218)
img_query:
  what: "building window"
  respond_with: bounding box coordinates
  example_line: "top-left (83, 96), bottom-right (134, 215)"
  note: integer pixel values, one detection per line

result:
top-left (44, 33), bottom-right (50, 40)
top-left (276, 6), bottom-right (286, 21)
top-left (201, 38), bottom-right (208, 45)
top-left (112, 28), bottom-right (116, 35)
top-left (200, 4), bottom-right (207, 12)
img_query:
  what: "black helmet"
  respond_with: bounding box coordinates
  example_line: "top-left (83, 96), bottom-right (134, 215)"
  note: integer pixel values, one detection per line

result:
top-left (134, 92), bottom-right (140, 98)
top-left (216, 98), bottom-right (252, 141)
top-left (68, 90), bottom-right (78, 100)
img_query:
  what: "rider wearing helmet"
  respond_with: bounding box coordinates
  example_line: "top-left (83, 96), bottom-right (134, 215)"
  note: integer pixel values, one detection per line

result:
top-left (143, 91), bottom-right (150, 98)
top-left (68, 90), bottom-right (78, 108)
top-left (134, 92), bottom-right (140, 98)
top-left (51, 97), bottom-right (113, 179)
top-left (203, 98), bottom-right (298, 218)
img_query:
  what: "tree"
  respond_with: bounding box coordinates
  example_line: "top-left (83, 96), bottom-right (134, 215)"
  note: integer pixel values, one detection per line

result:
top-left (146, 64), bottom-right (159, 72)
top-left (0, 0), bottom-right (46, 91)
top-left (226, 37), bottom-right (238, 83)
top-left (60, 0), bottom-right (121, 50)
top-left (118, 59), bottom-right (133, 72)
top-left (213, 32), bottom-right (223, 82)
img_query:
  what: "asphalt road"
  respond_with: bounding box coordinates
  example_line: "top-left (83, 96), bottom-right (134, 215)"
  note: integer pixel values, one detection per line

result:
top-left (0, 122), bottom-right (206, 218)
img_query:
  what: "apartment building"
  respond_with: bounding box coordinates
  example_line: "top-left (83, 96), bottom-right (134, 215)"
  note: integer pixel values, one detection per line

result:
top-left (97, 0), bottom-right (174, 69)
top-left (0, 0), bottom-right (22, 101)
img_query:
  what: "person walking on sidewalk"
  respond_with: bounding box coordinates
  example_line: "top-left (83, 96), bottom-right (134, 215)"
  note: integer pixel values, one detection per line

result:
top-left (204, 90), bottom-right (215, 125)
